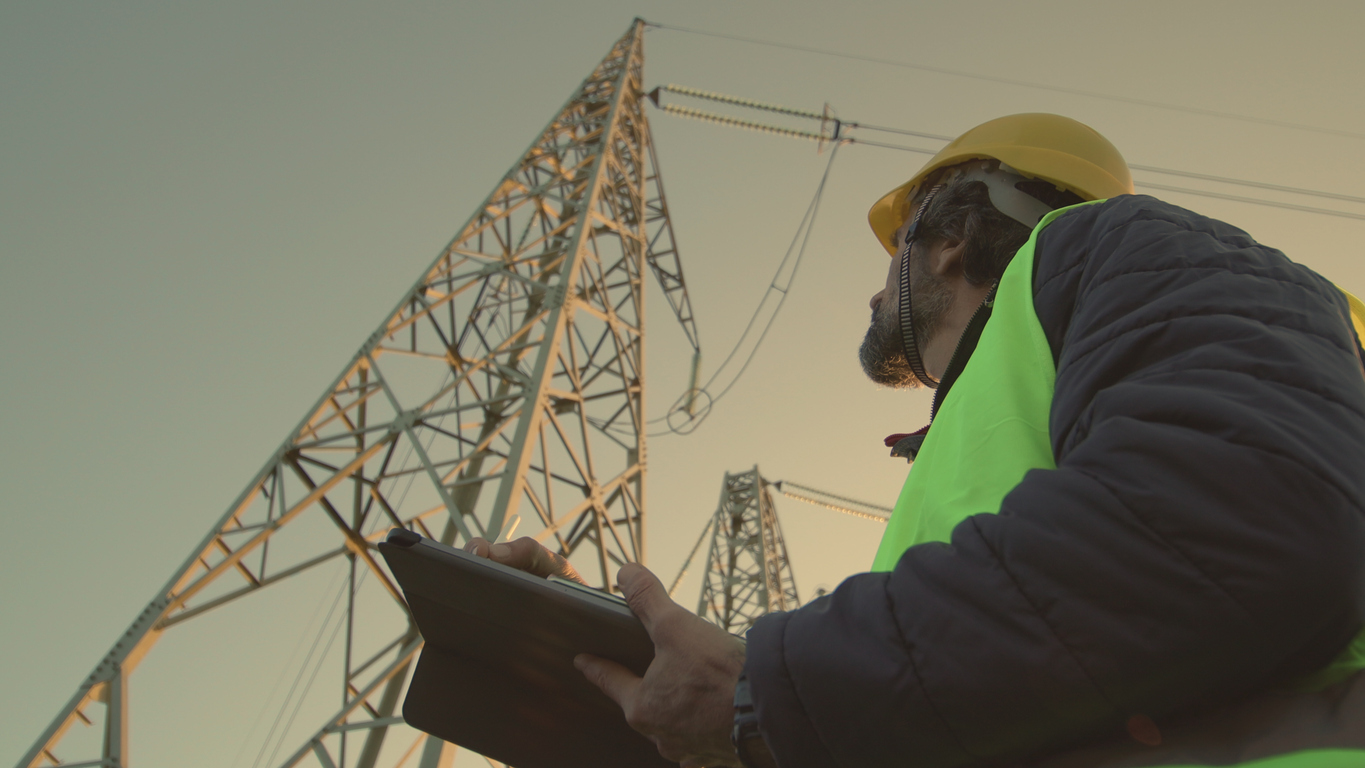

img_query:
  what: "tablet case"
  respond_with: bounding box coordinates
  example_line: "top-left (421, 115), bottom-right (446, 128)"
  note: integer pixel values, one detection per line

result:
top-left (378, 529), bottom-right (675, 768)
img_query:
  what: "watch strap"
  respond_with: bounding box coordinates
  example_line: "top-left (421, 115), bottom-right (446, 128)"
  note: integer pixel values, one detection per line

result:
top-left (732, 673), bottom-right (766, 768)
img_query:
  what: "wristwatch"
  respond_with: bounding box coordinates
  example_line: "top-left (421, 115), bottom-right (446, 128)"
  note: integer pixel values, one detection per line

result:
top-left (732, 673), bottom-right (770, 768)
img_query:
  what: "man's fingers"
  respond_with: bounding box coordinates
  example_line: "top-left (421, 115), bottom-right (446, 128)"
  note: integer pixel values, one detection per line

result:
top-left (465, 536), bottom-right (585, 583)
top-left (574, 653), bottom-right (641, 708)
top-left (506, 537), bottom-right (587, 582)
top-left (463, 537), bottom-right (517, 565)
top-left (519, 538), bottom-right (568, 579)
top-left (616, 563), bottom-right (678, 634)
top-left (497, 537), bottom-right (552, 576)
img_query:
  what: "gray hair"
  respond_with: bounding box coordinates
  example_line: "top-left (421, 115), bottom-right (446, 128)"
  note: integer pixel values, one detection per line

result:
top-left (913, 174), bottom-right (1082, 285)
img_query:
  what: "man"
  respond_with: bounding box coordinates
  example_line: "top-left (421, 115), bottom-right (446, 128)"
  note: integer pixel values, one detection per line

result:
top-left (469, 114), bottom-right (1365, 768)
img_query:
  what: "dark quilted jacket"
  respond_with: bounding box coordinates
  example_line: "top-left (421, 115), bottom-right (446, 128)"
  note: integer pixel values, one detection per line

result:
top-left (744, 196), bottom-right (1365, 767)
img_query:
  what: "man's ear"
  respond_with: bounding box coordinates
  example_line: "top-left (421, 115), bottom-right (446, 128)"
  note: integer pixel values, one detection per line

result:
top-left (927, 238), bottom-right (967, 276)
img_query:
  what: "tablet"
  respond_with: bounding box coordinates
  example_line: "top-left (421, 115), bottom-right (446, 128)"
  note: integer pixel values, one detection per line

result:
top-left (378, 528), bottom-right (674, 768)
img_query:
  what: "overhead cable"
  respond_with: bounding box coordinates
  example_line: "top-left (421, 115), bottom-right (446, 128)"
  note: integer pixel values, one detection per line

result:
top-left (773, 480), bottom-right (891, 522)
top-left (843, 122), bottom-right (954, 142)
top-left (842, 137), bottom-right (939, 154)
top-left (1128, 164), bottom-right (1365, 205)
top-left (834, 140), bottom-right (1365, 220)
top-left (658, 84), bottom-right (956, 143)
top-left (644, 20), bottom-right (1365, 141)
top-left (834, 138), bottom-right (1365, 220)
top-left (658, 83), bottom-right (1365, 205)
top-left (232, 565), bottom-right (348, 768)
top-left (636, 84), bottom-right (1365, 440)
top-left (657, 103), bottom-right (828, 143)
top-left (1133, 181), bottom-right (1365, 221)
top-left (651, 86), bottom-right (1365, 222)
top-left (654, 84), bottom-right (827, 121)
top-left (248, 567), bottom-right (350, 768)
top-left (690, 144), bottom-right (843, 409)
top-left (591, 141), bottom-right (843, 438)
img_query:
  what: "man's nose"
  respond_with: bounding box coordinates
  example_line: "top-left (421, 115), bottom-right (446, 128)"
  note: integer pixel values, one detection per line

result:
top-left (870, 289), bottom-right (886, 311)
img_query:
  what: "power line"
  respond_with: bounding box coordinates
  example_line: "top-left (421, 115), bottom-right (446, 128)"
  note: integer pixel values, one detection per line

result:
top-left (835, 138), bottom-right (1365, 220)
top-left (657, 103), bottom-right (828, 143)
top-left (636, 82), bottom-right (1365, 437)
top-left (846, 141), bottom-right (1365, 220)
top-left (231, 565), bottom-right (348, 768)
top-left (248, 567), bottom-right (350, 768)
top-left (644, 21), bottom-right (1365, 141)
top-left (592, 141), bottom-right (844, 437)
top-left (1128, 164), bottom-right (1365, 206)
top-left (659, 83), bottom-right (1365, 207)
top-left (1134, 181), bottom-right (1365, 221)
top-left (264, 600), bottom-right (350, 768)
top-left (695, 144), bottom-right (843, 405)
top-left (841, 137), bottom-right (938, 154)
top-left (844, 122), bottom-right (955, 142)
top-left (651, 87), bottom-right (1365, 222)
top-left (654, 84), bottom-right (827, 121)
top-left (773, 480), bottom-right (891, 522)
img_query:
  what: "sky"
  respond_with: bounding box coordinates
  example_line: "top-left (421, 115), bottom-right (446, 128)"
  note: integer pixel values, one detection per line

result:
top-left (5, 1), bottom-right (1365, 766)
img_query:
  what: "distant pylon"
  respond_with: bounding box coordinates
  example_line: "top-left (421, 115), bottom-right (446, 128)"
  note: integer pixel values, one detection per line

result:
top-left (696, 467), bottom-right (799, 633)
top-left (21, 18), bottom-right (697, 768)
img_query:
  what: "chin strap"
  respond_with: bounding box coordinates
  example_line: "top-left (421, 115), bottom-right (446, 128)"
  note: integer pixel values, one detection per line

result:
top-left (898, 184), bottom-right (944, 388)
top-left (895, 163), bottom-right (1058, 388)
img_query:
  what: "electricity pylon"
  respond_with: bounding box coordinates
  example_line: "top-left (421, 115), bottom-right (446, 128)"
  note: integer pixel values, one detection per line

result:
top-left (694, 467), bottom-right (799, 633)
top-left (21, 18), bottom-right (697, 768)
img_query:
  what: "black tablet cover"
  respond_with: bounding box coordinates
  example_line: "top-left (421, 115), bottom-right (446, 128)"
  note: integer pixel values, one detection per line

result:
top-left (378, 529), bottom-right (674, 768)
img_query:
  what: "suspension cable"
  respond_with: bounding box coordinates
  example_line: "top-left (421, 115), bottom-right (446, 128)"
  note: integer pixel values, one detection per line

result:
top-left (773, 480), bottom-right (891, 522)
top-left (632, 83), bottom-right (1365, 440)
top-left (1133, 181), bottom-right (1365, 221)
top-left (591, 140), bottom-right (843, 437)
top-left (651, 85), bottom-right (1365, 221)
top-left (654, 84), bottom-right (827, 121)
top-left (657, 103), bottom-right (827, 143)
top-left (644, 20), bottom-right (1365, 141)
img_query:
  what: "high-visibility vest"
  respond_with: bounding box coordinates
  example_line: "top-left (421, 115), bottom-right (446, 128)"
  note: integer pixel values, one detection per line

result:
top-left (870, 203), bottom-right (1365, 767)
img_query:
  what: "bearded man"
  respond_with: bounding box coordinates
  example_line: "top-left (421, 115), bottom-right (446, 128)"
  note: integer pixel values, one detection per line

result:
top-left (472, 114), bottom-right (1365, 768)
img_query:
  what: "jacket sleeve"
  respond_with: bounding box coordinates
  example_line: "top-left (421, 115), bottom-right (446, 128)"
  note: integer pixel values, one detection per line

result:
top-left (744, 196), bottom-right (1365, 768)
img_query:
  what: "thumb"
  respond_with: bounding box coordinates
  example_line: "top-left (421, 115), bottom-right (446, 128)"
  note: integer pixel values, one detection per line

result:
top-left (616, 563), bottom-right (674, 634)
top-left (574, 653), bottom-right (641, 708)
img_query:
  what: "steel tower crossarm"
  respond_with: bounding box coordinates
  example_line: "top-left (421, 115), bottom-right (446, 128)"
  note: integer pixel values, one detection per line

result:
top-left (20, 18), bottom-right (691, 768)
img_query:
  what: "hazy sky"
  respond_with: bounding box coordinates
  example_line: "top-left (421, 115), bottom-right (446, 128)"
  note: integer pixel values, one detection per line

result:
top-left (5, 1), bottom-right (1365, 765)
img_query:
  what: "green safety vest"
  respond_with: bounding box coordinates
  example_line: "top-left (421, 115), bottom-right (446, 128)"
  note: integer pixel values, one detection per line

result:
top-left (870, 203), bottom-right (1365, 768)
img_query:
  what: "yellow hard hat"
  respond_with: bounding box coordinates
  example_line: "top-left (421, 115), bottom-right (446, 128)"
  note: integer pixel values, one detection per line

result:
top-left (868, 113), bottom-right (1135, 255)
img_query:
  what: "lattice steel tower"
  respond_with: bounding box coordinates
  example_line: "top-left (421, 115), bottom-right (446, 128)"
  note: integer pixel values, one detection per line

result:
top-left (696, 467), bottom-right (800, 633)
top-left (21, 18), bottom-right (697, 768)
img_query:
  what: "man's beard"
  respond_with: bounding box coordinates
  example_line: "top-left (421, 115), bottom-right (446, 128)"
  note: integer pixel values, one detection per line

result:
top-left (859, 252), bottom-right (954, 389)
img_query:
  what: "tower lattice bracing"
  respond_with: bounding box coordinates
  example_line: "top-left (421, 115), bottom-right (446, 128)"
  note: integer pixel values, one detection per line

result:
top-left (21, 18), bottom-right (696, 768)
top-left (697, 467), bottom-right (800, 634)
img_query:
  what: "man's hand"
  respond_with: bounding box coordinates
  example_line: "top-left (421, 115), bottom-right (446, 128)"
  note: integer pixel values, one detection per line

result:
top-left (463, 536), bottom-right (587, 585)
top-left (574, 563), bottom-right (747, 768)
